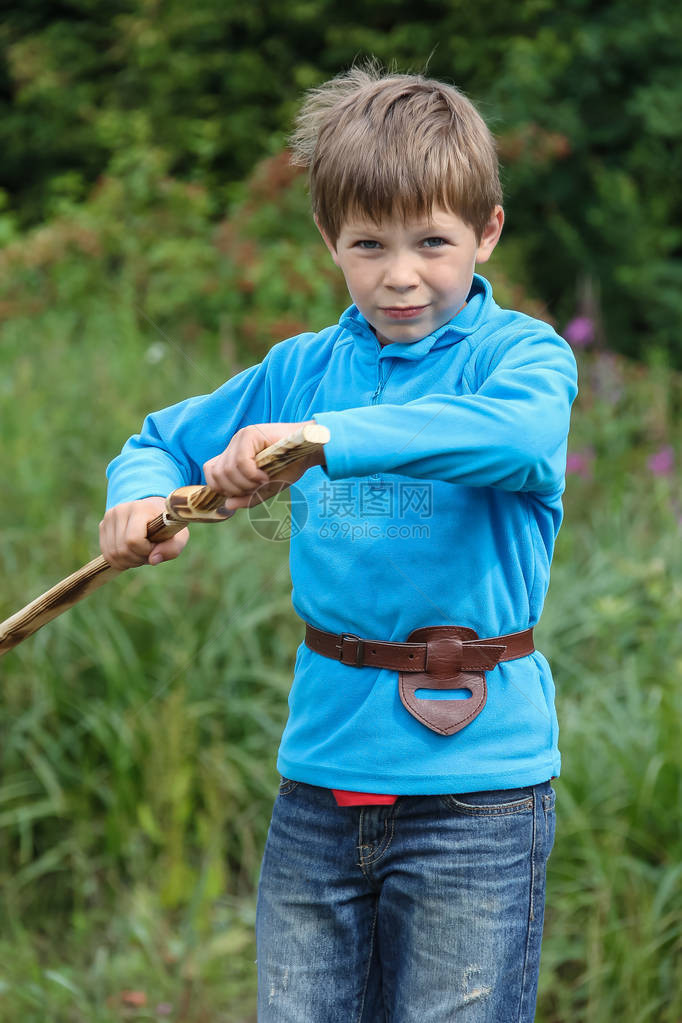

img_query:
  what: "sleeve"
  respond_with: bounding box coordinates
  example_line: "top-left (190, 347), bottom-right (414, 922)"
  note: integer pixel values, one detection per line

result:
top-left (105, 359), bottom-right (274, 509)
top-left (312, 329), bottom-right (578, 496)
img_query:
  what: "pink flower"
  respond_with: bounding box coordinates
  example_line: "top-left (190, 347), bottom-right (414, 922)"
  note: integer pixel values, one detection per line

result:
top-left (647, 446), bottom-right (675, 477)
top-left (564, 316), bottom-right (595, 348)
top-left (566, 449), bottom-right (595, 479)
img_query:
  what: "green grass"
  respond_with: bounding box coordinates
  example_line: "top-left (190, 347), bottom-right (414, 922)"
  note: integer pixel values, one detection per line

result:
top-left (1, 180), bottom-right (681, 1020)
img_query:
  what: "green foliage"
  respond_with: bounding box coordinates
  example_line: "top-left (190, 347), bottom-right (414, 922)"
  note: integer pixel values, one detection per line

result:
top-left (0, 891), bottom-right (258, 1021)
top-left (2, 1), bottom-right (682, 361)
top-left (0, 150), bottom-right (349, 403)
top-left (487, 1), bottom-right (682, 362)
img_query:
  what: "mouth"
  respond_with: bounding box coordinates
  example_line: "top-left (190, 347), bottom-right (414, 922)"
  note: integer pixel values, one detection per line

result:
top-left (380, 305), bottom-right (428, 320)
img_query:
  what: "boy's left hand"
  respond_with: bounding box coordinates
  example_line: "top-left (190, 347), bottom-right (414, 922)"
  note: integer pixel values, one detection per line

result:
top-left (203, 420), bottom-right (326, 511)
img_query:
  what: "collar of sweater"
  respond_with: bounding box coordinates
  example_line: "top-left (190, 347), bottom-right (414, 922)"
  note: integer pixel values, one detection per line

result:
top-left (338, 273), bottom-right (492, 362)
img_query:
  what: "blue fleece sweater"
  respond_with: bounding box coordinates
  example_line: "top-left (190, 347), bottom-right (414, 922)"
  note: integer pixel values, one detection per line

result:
top-left (107, 275), bottom-right (578, 793)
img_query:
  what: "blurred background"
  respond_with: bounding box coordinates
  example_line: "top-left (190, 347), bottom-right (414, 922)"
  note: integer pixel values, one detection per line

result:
top-left (1, 2), bottom-right (681, 1020)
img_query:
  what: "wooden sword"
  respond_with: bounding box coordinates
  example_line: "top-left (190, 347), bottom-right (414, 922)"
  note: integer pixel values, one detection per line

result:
top-left (0, 422), bottom-right (329, 656)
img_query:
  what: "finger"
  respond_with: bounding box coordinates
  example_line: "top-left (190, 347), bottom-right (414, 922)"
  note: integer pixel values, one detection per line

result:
top-left (204, 457), bottom-right (269, 496)
top-left (224, 479), bottom-right (289, 512)
top-left (127, 501), bottom-right (164, 557)
top-left (222, 494), bottom-right (257, 511)
top-left (114, 511), bottom-right (152, 568)
top-left (100, 499), bottom-right (163, 570)
top-left (148, 527), bottom-right (190, 566)
top-left (224, 453), bottom-right (271, 489)
top-left (99, 509), bottom-right (144, 569)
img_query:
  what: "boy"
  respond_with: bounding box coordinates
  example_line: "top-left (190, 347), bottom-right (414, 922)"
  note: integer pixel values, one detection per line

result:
top-left (101, 66), bottom-right (577, 1022)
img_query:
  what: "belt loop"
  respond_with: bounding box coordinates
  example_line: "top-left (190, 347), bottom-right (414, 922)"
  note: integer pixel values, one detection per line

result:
top-left (336, 633), bottom-right (365, 667)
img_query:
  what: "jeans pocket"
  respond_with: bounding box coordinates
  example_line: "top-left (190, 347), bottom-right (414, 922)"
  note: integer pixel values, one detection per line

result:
top-left (542, 783), bottom-right (557, 847)
top-left (542, 784), bottom-right (556, 813)
top-left (440, 786), bottom-right (535, 816)
top-left (278, 776), bottom-right (300, 796)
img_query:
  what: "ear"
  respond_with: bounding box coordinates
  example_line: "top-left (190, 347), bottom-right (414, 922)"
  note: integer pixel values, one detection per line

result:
top-left (315, 216), bottom-right (341, 267)
top-left (475, 206), bottom-right (504, 265)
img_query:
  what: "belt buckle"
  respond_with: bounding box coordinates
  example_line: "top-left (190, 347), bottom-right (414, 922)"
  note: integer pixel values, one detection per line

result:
top-left (336, 633), bottom-right (365, 667)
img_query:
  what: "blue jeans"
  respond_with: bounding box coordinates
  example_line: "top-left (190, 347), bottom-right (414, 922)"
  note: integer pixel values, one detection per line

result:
top-left (256, 779), bottom-right (555, 1022)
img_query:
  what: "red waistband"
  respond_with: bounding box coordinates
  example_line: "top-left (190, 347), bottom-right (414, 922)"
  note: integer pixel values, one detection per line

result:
top-left (332, 789), bottom-right (398, 806)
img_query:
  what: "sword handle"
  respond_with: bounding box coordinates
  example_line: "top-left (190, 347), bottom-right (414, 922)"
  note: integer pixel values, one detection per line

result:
top-left (145, 421), bottom-right (330, 538)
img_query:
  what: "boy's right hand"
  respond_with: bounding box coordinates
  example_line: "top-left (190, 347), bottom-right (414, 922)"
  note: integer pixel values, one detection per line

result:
top-left (99, 497), bottom-right (190, 571)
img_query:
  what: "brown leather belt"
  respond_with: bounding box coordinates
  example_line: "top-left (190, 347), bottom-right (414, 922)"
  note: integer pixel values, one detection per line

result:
top-left (305, 624), bottom-right (534, 671)
top-left (304, 623), bottom-right (535, 737)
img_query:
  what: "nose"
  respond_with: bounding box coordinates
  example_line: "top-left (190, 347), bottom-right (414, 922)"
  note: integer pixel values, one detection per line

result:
top-left (383, 251), bottom-right (419, 291)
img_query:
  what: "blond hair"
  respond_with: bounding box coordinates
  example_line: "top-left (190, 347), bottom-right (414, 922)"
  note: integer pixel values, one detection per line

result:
top-left (290, 63), bottom-right (502, 244)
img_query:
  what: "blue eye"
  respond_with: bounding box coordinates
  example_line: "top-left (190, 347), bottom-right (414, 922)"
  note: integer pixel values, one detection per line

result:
top-left (423, 237), bottom-right (446, 248)
top-left (356, 240), bottom-right (381, 249)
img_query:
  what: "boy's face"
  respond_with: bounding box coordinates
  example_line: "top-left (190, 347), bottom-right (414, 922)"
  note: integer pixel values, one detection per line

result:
top-left (319, 205), bottom-right (503, 346)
